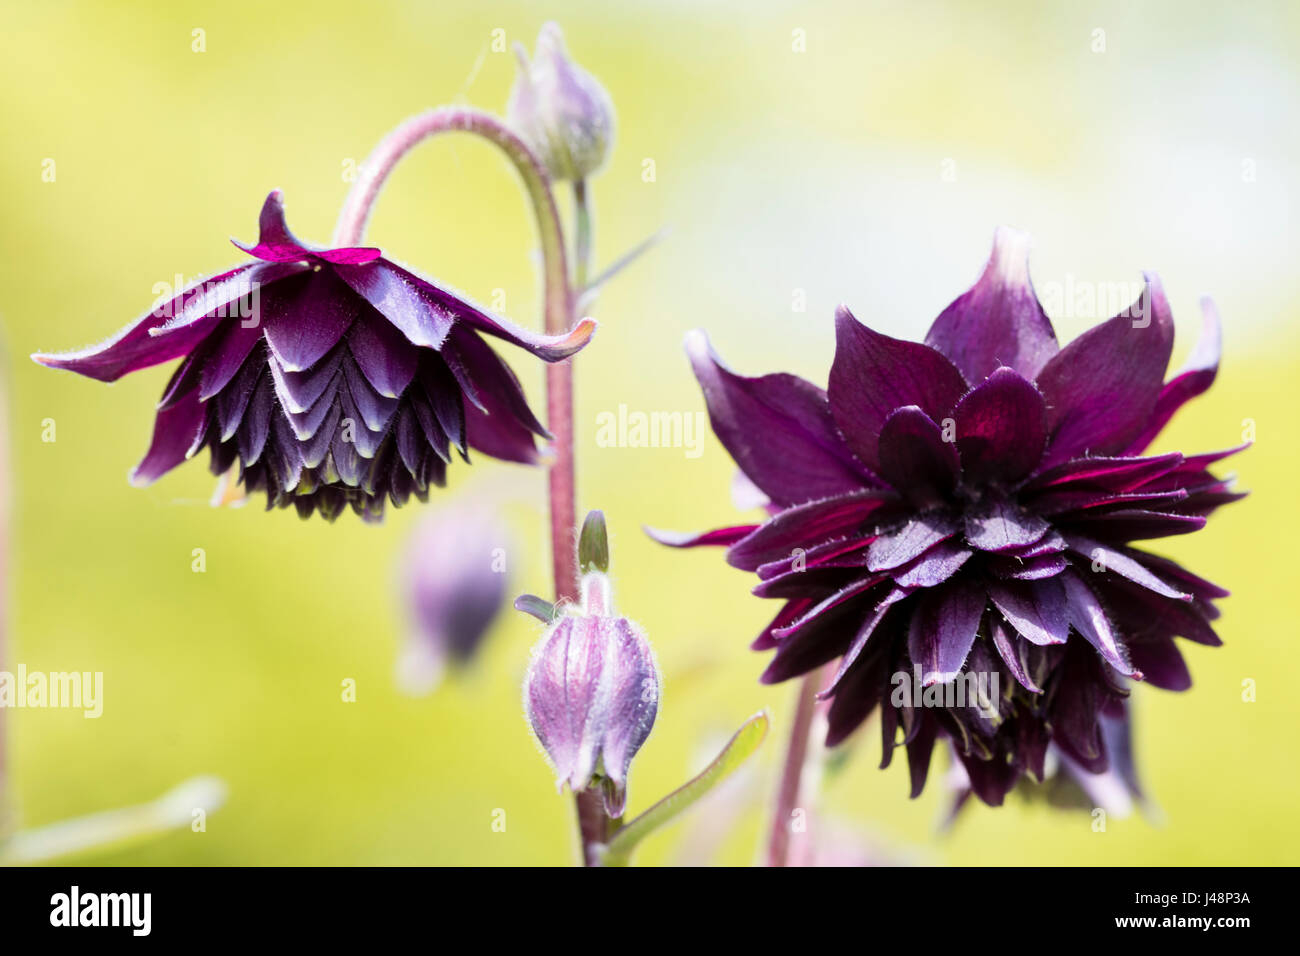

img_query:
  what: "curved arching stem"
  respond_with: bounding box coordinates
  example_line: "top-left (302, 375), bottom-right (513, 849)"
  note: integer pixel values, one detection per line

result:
top-left (334, 106), bottom-right (593, 859)
top-left (332, 107), bottom-right (571, 337)
top-left (334, 106), bottom-right (579, 606)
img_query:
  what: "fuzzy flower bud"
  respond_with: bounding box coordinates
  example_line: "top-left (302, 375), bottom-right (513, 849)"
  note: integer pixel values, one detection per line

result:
top-left (507, 22), bottom-right (614, 182)
top-left (523, 568), bottom-right (659, 817)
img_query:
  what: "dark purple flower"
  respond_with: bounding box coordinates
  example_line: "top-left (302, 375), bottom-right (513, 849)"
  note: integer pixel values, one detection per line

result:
top-left (523, 570), bottom-right (660, 816)
top-left (34, 191), bottom-right (595, 521)
top-left (654, 228), bottom-right (1244, 806)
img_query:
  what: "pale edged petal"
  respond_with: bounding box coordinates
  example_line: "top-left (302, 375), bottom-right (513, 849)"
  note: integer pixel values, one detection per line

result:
top-left (867, 511), bottom-right (960, 572)
top-left (906, 578), bottom-right (986, 685)
top-left (644, 524), bottom-right (759, 548)
top-left (1060, 570), bottom-right (1141, 677)
top-left (924, 227), bottom-right (1059, 383)
top-left (988, 577), bottom-right (1070, 646)
top-left (129, 388), bottom-right (208, 486)
top-left (262, 270), bottom-right (360, 372)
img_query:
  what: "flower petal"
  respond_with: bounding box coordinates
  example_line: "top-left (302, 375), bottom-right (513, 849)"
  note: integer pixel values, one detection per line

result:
top-left (337, 258), bottom-right (593, 360)
top-left (129, 388), bottom-right (207, 486)
top-left (443, 327), bottom-right (549, 440)
top-left (348, 305), bottom-right (420, 399)
top-left (262, 271), bottom-right (360, 373)
top-left (199, 320), bottom-right (264, 401)
top-left (890, 539), bottom-right (973, 589)
top-left (1062, 534), bottom-right (1190, 600)
top-left (822, 597), bottom-right (898, 695)
top-left (867, 511), bottom-right (960, 572)
top-left (232, 190), bottom-right (382, 265)
top-left (990, 616), bottom-right (1043, 693)
top-left (644, 524), bottom-right (760, 548)
top-left (1060, 570), bottom-right (1141, 677)
top-left (953, 367), bottom-right (1047, 485)
top-left (829, 306), bottom-right (967, 472)
top-left (1127, 637), bottom-right (1191, 691)
top-left (1022, 452), bottom-right (1184, 493)
top-left (1035, 273), bottom-right (1175, 467)
top-left (727, 490), bottom-right (896, 571)
top-left (988, 578), bottom-right (1070, 646)
top-left (1062, 509), bottom-right (1206, 541)
top-left (597, 618), bottom-right (660, 807)
top-left (925, 227), bottom-right (1060, 383)
top-left (906, 578), bottom-right (986, 684)
top-left (875, 406), bottom-right (959, 507)
top-left (1123, 297), bottom-right (1222, 455)
top-left (686, 330), bottom-right (875, 505)
top-left (963, 496), bottom-right (1051, 552)
top-left (525, 616), bottom-right (604, 792)
top-left (32, 265), bottom-right (258, 382)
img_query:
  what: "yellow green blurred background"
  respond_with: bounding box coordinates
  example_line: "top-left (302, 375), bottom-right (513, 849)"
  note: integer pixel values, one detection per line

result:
top-left (1, 0), bottom-right (1297, 865)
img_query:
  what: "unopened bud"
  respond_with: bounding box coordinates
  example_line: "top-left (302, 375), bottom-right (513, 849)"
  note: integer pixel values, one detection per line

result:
top-left (507, 22), bottom-right (614, 182)
top-left (522, 571), bottom-right (659, 816)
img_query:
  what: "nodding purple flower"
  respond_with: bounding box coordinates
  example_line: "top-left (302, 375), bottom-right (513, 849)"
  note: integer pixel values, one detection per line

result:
top-left (655, 228), bottom-right (1244, 806)
top-left (523, 570), bottom-right (660, 817)
top-left (396, 506), bottom-right (510, 695)
top-left (33, 191), bottom-right (595, 521)
top-left (507, 22), bottom-right (614, 182)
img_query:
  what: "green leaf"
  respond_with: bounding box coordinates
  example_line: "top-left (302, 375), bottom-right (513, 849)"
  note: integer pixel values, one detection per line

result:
top-left (0, 775), bottom-right (226, 865)
top-left (514, 593), bottom-right (560, 624)
top-left (601, 710), bottom-right (769, 867)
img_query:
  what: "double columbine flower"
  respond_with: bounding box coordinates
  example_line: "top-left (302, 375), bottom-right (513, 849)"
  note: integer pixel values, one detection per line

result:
top-left (658, 229), bottom-right (1243, 806)
top-left (34, 191), bottom-right (594, 520)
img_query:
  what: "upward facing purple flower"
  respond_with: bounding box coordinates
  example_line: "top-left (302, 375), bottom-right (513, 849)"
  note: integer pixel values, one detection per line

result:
top-left (34, 191), bottom-right (595, 521)
top-left (657, 229), bottom-right (1244, 806)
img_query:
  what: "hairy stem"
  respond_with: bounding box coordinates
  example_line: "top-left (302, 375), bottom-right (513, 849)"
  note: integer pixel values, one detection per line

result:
top-left (767, 670), bottom-right (825, 867)
top-left (574, 789), bottom-right (611, 865)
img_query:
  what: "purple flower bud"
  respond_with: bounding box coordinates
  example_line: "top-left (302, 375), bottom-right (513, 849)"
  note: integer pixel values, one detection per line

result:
top-left (523, 572), bottom-right (659, 816)
top-left (507, 22), bottom-right (614, 182)
top-left (397, 507), bottom-right (509, 695)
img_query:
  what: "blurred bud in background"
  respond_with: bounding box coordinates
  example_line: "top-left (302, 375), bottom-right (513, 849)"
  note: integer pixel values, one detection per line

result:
top-left (396, 505), bottom-right (511, 695)
top-left (522, 512), bottom-right (659, 816)
top-left (507, 22), bottom-right (614, 182)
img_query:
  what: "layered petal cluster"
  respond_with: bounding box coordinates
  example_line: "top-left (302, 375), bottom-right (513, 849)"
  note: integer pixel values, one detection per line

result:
top-left (656, 229), bottom-right (1243, 806)
top-left (35, 191), bottom-right (594, 521)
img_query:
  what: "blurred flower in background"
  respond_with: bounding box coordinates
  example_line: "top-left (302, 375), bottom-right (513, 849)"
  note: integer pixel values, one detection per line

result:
top-left (396, 504), bottom-right (512, 695)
